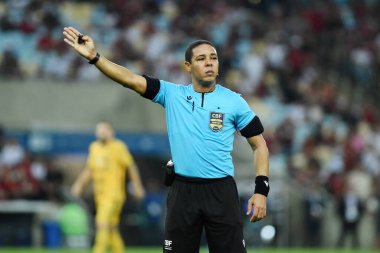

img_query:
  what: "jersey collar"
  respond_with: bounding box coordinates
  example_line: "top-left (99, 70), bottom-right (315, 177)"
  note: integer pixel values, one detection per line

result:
top-left (189, 83), bottom-right (219, 94)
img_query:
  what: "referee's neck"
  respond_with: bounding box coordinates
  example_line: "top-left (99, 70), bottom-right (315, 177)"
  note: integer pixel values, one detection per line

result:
top-left (193, 83), bottom-right (216, 93)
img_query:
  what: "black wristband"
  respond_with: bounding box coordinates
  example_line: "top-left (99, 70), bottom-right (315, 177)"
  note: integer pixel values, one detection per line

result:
top-left (254, 175), bottom-right (269, 197)
top-left (88, 52), bottom-right (100, 64)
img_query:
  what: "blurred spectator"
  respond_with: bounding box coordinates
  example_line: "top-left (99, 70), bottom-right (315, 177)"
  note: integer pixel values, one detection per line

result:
top-left (19, 15), bottom-right (37, 34)
top-left (42, 162), bottom-right (65, 202)
top-left (326, 172), bottom-right (346, 198)
top-left (30, 156), bottom-right (48, 182)
top-left (0, 13), bottom-right (16, 31)
top-left (0, 50), bottom-right (24, 80)
top-left (41, 8), bottom-right (61, 31)
top-left (275, 118), bottom-right (295, 155)
top-left (0, 138), bottom-right (25, 167)
top-left (0, 124), bottom-right (4, 151)
top-left (42, 41), bottom-right (73, 80)
top-left (375, 176), bottom-right (380, 248)
top-left (0, 162), bottom-right (39, 200)
top-left (0, 137), bottom-right (64, 201)
top-left (302, 158), bottom-right (326, 247)
top-left (239, 45), bottom-right (266, 96)
top-left (346, 166), bottom-right (373, 203)
top-left (37, 30), bottom-right (56, 52)
top-left (350, 44), bottom-right (374, 89)
top-left (336, 186), bottom-right (364, 248)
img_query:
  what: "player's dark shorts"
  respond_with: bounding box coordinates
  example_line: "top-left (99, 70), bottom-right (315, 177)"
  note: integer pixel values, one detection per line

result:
top-left (163, 175), bottom-right (247, 253)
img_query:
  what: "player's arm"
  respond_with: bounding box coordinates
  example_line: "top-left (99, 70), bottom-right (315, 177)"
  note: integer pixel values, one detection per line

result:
top-left (62, 27), bottom-right (147, 95)
top-left (246, 134), bottom-right (269, 222)
top-left (71, 167), bottom-right (92, 198)
top-left (128, 163), bottom-right (145, 201)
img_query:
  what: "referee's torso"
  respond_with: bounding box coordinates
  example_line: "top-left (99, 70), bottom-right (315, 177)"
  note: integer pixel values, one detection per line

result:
top-left (143, 77), bottom-right (262, 178)
top-left (161, 83), bottom-right (254, 178)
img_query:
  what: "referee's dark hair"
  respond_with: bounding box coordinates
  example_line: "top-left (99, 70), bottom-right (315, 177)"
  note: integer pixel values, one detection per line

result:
top-left (185, 40), bottom-right (216, 63)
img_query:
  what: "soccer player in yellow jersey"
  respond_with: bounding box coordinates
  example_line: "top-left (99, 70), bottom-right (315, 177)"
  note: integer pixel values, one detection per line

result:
top-left (71, 121), bottom-right (145, 253)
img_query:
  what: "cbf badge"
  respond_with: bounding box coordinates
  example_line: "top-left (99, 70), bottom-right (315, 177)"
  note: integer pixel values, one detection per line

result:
top-left (209, 112), bottom-right (224, 132)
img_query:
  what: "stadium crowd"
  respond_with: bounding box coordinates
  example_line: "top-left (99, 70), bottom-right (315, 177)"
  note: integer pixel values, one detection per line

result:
top-left (1, 0), bottom-right (380, 248)
top-left (0, 126), bottom-right (64, 201)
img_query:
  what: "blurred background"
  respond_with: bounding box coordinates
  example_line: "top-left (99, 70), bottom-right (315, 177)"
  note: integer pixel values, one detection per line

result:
top-left (0, 0), bottom-right (379, 251)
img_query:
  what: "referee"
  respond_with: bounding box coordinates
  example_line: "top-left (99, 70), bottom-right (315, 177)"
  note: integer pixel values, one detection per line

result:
top-left (63, 27), bottom-right (270, 253)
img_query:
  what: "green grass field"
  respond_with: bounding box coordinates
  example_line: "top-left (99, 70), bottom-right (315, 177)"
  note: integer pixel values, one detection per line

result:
top-left (0, 248), bottom-right (378, 253)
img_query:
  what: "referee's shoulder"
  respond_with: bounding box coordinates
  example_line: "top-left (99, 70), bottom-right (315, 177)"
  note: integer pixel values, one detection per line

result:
top-left (160, 79), bottom-right (190, 89)
top-left (218, 84), bottom-right (244, 99)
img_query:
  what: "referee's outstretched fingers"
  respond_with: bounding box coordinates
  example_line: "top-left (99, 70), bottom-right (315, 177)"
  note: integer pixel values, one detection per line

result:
top-left (62, 26), bottom-right (97, 60)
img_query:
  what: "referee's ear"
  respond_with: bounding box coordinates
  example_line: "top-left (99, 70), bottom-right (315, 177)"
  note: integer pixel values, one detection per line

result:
top-left (184, 61), bottom-right (191, 73)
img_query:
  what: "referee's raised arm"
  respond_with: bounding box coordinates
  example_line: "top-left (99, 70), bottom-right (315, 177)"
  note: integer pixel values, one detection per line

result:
top-left (62, 27), bottom-right (147, 95)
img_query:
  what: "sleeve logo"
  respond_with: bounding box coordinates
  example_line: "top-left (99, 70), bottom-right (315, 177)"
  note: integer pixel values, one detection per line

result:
top-left (209, 112), bottom-right (224, 132)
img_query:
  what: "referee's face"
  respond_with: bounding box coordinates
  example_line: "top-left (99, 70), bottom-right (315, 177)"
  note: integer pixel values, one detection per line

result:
top-left (186, 44), bottom-right (219, 87)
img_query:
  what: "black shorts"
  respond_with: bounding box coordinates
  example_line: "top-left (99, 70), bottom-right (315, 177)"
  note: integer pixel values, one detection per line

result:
top-left (163, 175), bottom-right (247, 253)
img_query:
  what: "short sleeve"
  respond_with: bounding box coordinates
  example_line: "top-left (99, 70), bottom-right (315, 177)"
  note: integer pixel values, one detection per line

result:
top-left (141, 75), bottom-right (178, 108)
top-left (152, 80), bottom-right (179, 108)
top-left (151, 80), bottom-right (167, 106)
top-left (235, 95), bottom-right (255, 131)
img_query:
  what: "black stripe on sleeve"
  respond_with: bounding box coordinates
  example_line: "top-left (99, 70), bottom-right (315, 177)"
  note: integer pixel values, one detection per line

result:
top-left (141, 75), bottom-right (160, 100)
top-left (240, 116), bottom-right (264, 138)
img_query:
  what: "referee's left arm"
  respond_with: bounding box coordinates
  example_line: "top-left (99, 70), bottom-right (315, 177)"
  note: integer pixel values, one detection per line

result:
top-left (246, 134), bottom-right (269, 222)
top-left (247, 134), bottom-right (269, 178)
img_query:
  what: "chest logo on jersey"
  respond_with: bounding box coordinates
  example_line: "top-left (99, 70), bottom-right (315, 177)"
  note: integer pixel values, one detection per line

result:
top-left (209, 112), bottom-right (224, 132)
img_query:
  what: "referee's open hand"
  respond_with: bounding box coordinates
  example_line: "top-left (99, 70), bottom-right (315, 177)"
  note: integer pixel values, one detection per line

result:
top-left (63, 26), bottom-right (97, 62)
top-left (246, 193), bottom-right (267, 222)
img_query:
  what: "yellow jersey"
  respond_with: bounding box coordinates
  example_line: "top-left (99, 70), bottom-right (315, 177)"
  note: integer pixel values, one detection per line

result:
top-left (86, 139), bottom-right (133, 203)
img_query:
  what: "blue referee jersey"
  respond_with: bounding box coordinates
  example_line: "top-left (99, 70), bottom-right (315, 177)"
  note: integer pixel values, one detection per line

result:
top-left (143, 77), bottom-right (264, 179)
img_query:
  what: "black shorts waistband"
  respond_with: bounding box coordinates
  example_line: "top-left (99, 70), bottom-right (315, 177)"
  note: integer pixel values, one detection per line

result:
top-left (175, 175), bottom-right (232, 183)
